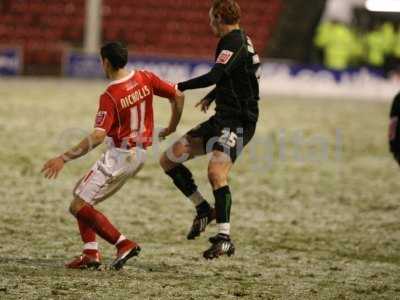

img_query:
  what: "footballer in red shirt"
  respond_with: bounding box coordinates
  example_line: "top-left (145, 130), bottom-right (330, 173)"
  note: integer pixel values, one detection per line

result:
top-left (41, 42), bottom-right (184, 270)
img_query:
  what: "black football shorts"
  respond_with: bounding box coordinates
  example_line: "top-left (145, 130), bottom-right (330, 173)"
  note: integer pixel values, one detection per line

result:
top-left (186, 116), bottom-right (256, 162)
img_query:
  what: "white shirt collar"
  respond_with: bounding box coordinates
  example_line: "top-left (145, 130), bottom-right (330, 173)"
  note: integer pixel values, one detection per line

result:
top-left (107, 70), bottom-right (135, 87)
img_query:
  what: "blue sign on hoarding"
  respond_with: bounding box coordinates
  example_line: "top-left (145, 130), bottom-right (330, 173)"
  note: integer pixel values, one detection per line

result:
top-left (63, 51), bottom-right (103, 78)
top-left (64, 51), bottom-right (212, 82)
top-left (0, 48), bottom-right (21, 75)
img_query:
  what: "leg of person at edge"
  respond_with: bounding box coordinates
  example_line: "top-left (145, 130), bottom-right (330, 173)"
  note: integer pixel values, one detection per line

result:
top-left (160, 0), bottom-right (260, 259)
top-left (41, 42), bottom-right (185, 269)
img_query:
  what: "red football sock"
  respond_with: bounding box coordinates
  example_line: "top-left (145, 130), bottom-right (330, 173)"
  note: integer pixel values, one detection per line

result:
top-left (76, 204), bottom-right (121, 245)
top-left (78, 219), bottom-right (96, 243)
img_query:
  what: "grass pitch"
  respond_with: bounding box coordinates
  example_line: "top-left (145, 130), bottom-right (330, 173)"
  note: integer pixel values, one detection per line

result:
top-left (0, 78), bottom-right (399, 299)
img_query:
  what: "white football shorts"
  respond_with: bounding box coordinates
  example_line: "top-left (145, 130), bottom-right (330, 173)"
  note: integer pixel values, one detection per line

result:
top-left (73, 146), bottom-right (146, 205)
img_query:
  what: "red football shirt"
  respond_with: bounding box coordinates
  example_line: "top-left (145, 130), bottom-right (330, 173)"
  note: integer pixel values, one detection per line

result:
top-left (94, 70), bottom-right (177, 149)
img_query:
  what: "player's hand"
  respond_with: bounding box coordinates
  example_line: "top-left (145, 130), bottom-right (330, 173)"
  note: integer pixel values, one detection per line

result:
top-left (159, 127), bottom-right (175, 140)
top-left (41, 156), bottom-right (65, 179)
top-left (195, 98), bottom-right (212, 113)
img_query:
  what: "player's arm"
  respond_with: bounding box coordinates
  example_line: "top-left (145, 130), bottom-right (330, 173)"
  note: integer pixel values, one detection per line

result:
top-left (147, 71), bottom-right (185, 139)
top-left (41, 130), bottom-right (106, 179)
top-left (42, 94), bottom-right (114, 179)
top-left (63, 130), bottom-right (106, 160)
top-left (177, 41), bottom-right (244, 92)
top-left (177, 65), bottom-right (225, 91)
top-left (161, 90), bottom-right (185, 139)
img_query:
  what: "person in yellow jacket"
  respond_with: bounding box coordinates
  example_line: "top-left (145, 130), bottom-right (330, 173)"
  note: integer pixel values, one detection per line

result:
top-left (314, 21), bottom-right (359, 70)
top-left (365, 24), bottom-right (393, 68)
top-left (381, 22), bottom-right (395, 54)
top-left (381, 22), bottom-right (397, 76)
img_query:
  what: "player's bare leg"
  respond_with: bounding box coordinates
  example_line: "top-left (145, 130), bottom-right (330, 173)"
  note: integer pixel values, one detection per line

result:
top-left (203, 150), bottom-right (235, 259)
top-left (66, 197), bottom-right (140, 270)
top-left (160, 135), bottom-right (205, 169)
top-left (160, 135), bottom-right (216, 239)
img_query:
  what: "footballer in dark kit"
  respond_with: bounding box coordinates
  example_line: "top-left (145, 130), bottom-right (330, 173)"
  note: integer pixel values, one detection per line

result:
top-left (160, 0), bottom-right (260, 259)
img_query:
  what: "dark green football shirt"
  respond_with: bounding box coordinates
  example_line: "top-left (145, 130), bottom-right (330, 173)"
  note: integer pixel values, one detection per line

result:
top-left (178, 29), bottom-right (260, 124)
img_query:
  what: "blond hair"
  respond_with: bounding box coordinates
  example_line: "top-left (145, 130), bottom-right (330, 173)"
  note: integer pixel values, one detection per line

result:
top-left (212, 0), bottom-right (241, 25)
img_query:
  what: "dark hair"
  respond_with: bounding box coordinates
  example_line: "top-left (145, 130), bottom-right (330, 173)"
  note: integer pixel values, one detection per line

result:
top-left (212, 0), bottom-right (241, 25)
top-left (100, 42), bottom-right (128, 70)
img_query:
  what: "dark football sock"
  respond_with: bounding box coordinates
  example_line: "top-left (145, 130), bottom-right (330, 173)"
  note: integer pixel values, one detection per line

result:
top-left (213, 186), bottom-right (232, 224)
top-left (165, 164), bottom-right (199, 197)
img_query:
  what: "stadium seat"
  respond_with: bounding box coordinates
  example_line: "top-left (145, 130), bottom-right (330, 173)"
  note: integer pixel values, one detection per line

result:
top-left (0, 0), bottom-right (282, 70)
top-left (102, 0), bottom-right (282, 59)
top-left (0, 0), bottom-right (84, 72)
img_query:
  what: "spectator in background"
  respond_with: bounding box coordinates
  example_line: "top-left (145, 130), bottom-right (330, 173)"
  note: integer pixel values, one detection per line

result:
top-left (380, 22), bottom-right (398, 77)
top-left (365, 24), bottom-right (388, 69)
top-left (315, 20), bottom-right (400, 75)
top-left (381, 22), bottom-right (396, 54)
top-left (314, 20), bottom-right (361, 70)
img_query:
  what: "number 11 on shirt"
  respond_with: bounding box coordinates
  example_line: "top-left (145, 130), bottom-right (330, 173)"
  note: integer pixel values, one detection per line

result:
top-left (131, 101), bottom-right (146, 133)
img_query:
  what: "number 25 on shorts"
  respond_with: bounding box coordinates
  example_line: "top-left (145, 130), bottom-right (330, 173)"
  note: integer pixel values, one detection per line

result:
top-left (219, 129), bottom-right (238, 148)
